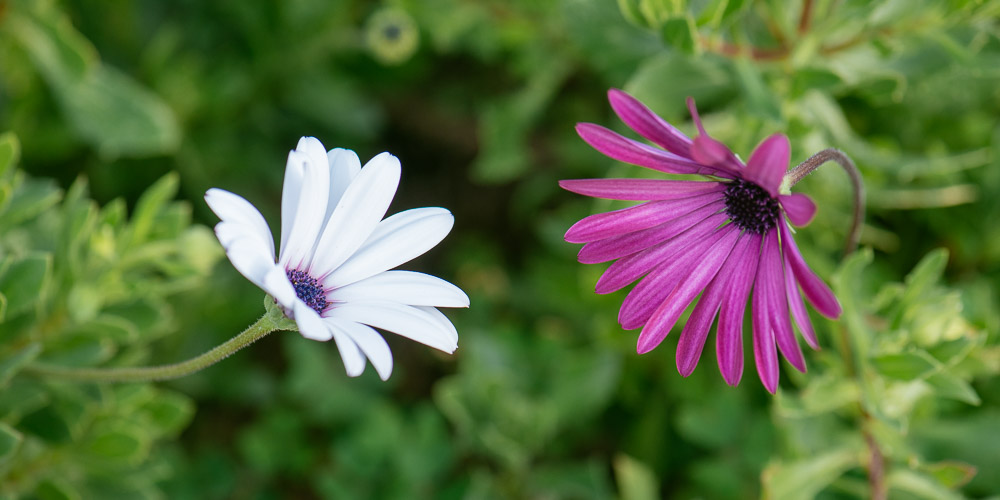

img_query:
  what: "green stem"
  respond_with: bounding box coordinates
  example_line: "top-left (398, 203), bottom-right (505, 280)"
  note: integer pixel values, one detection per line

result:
top-left (786, 148), bottom-right (865, 256)
top-left (25, 314), bottom-right (282, 383)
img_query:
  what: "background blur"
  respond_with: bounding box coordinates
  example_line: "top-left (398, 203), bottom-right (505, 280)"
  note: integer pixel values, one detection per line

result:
top-left (1, 0), bottom-right (998, 498)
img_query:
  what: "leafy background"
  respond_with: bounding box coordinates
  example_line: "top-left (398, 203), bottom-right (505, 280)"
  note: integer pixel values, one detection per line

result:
top-left (1, 0), bottom-right (998, 498)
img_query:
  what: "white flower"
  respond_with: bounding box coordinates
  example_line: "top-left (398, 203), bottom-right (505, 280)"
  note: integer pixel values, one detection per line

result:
top-left (205, 137), bottom-right (468, 380)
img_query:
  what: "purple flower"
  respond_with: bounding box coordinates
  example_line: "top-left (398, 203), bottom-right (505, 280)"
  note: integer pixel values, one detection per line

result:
top-left (561, 89), bottom-right (842, 392)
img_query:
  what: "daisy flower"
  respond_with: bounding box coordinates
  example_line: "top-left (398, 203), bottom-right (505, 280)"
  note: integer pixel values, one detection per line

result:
top-left (561, 90), bottom-right (842, 392)
top-left (206, 137), bottom-right (468, 380)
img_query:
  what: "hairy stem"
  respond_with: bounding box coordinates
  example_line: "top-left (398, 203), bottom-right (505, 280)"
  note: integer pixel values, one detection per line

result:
top-left (786, 148), bottom-right (865, 256)
top-left (25, 314), bottom-right (282, 382)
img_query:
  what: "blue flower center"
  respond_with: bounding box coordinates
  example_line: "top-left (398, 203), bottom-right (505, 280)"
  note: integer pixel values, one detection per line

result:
top-left (286, 269), bottom-right (328, 315)
top-left (724, 179), bottom-right (779, 235)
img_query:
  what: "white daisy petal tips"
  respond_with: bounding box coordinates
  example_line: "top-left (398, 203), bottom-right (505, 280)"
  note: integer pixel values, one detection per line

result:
top-left (207, 137), bottom-right (468, 380)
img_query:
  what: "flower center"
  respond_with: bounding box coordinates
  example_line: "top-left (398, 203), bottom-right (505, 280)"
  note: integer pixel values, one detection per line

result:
top-left (286, 269), bottom-right (328, 315)
top-left (723, 179), bottom-right (779, 234)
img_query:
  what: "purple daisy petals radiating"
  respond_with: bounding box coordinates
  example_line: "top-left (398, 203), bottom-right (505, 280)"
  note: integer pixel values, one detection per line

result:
top-left (563, 89), bottom-right (842, 391)
top-left (752, 230), bottom-right (782, 393)
top-left (577, 200), bottom-right (723, 264)
top-left (565, 191), bottom-right (722, 243)
top-left (744, 134), bottom-right (791, 196)
top-left (780, 193), bottom-right (817, 226)
top-left (597, 212), bottom-right (727, 294)
top-left (618, 226), bottom-right (729, 329)
top-left (779, 222), bottom-right (842, 318)
top-left (637, 228), bottom-right (740, 354)
top-left (784, 251), bottom-right (820, 349)
top-left (558, 178), bottom-right (721, 201)
top-left (608, 89), bottom-right (692, 157)
top-left (676, 232), bottom-right (755, 376)
top-left (575, 123), bottom-right (735, 178)
top-left (716, 234), bottom-right (762, 386)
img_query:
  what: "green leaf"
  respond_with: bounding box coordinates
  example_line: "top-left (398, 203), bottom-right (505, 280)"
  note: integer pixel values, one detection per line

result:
top-left (85, 422), bottom-right (151, 464)
top-left (0, 132), bottom-right (19, 178)
top-left (888, 469), bottom-right (964, 500)
top-left (761, 448), bottom-right (860, 500)
top-left (625, 53), bottom-right (735, 119)
top-left (871, 350), bottom-right (939, 380)
top-left (0, 253), bottom-right (52, 317)
top-left (139, 390), bottom-right (195, 436)
top-left (898, 248), bottom-right (949, 312)
top-left (660, 15), bottom-right (697, 55)
top-left (613, 454), bottom-right (660, 500)
top-left (34, 478), bottom-right (82, 500)
top-left (8, 2), bottom-right (180, 157)
top-left (616, 0), bottom-right (648, 27)
top-left (4, 1), bottom-right (98, 84)
top-left (20, 406), bottom-right (73, 443)
top-left (0, 379), bottom-right (50, 422)
top-left (127, 172), bottom-right (179, 246)
top-left (790, 67), bottom-right (843, 96)
top-left (0, 422), bottom-right (23, 465)
top-left (59, 66), bottom-right (181, 157)
top-left (924, 372), bottom-right (980, 405)
top-left (920, 461), bottom-right (977, 489)
top-left (0, 342), bottom-right (42, 387)
top-left (733, 57), bottom-right (781, 121)
top-left (38, 335), bottom-right (116, 367)
top-left (0, 176), bottom-right (62, 228)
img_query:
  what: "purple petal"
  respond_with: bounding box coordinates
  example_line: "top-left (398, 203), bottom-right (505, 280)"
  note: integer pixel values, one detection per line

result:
top-left (565, 191), bottom-right (721, 244)
top-left (779, 222), bottom-right (842, 318)
top-left (744, 134), bottom-right (790, 196)
top-left (691, 135), bottom-right (736, 167)
top-left (559, 178), bottom-right (721, 201)
top-left (780, 193), bottom-right (817, 226)
top-left (608, 88), bottom-right (692, 157)
top-left (575, 123), bottom-right (736, 178)
top-left (784, 250), bottom-right (819, 349)
top-left (637, 229), bottom-right (740, 354)
top-left (617, 225), bottom-right (733, 329)
top-left (716, 234), bottom-right (762, 386)
top-left (676, 233), bottom-right (756, 376)
top-left (597, 212), bottom-right (727, 294)
top-left (752, 230), bottom-right (781, 394)
top-left (578, 200), bottom-right (723, 264)
top-left (761, 232), bottom-right (806, 373)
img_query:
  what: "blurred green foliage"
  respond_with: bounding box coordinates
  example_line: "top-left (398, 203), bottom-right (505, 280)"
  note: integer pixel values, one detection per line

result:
top-left (1, 0), bottom-right (998, 498)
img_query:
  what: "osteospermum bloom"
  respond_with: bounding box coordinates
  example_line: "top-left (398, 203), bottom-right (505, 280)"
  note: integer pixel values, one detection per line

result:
top-left (206, 137), bottom-right (468, 380)
top-left (561, 90), bottom-right (842, 392)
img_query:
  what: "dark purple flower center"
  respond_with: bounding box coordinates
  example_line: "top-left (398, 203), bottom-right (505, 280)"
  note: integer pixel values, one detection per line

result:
top-left (723, 179), bottom-right (779, 235)
top-left (286, 269), bottom-right (328, 315)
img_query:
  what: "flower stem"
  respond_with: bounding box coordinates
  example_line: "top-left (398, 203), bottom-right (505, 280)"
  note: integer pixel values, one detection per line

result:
top-left (786, 148), bottom-right (865, 256)
top-left (25, 314), bottom-right (283, 383)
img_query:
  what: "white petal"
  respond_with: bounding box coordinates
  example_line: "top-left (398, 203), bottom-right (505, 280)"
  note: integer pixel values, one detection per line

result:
top-left (415, 306), bottom-right (459, 346)
top-left (325, 322), bottom-right (367, 377)
top-left (310, 152), bottom-right (401, 276)
top-left (279, 151), bottom-right (305, 258)
top-left (205, 188), bottom-right (275, 259)
top-left (215, 221), bottom-right (272, 254)
top-left (296, 137), bottom-right (330, 174)
top-left (223, 236), bottom-right (280, 290)
top-left (326, 317), bottom-right (393, 380)
top-left (294, 301), bottom-right (333, 341)
top-left (324, 208), bottom-right (453, 288)
top-left (325, 148), bottom-right (361, 216)
top-left (262, 266), bottom-right (296, 309)
top-left (328, 270), bottom-right (469, 308)
top-left (326, 301), bottom-right (457, 353)
top-left (280, 147), bottom-right (332, 270)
